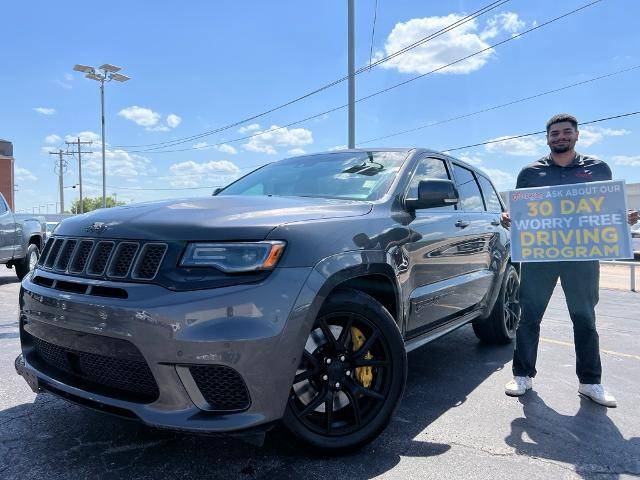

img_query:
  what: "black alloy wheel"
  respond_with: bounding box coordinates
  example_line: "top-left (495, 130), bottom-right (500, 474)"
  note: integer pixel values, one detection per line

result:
top-left (503, 269), bottom-right (521, 336)
top-left (472, 264), bottom-right (521, 344)
top-left (283, 288), bottom-right (406, 451)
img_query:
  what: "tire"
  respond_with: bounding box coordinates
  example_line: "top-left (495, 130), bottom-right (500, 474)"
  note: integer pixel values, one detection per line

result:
top-left (472, 264), bottom-right (520, 344)
top-left (15, 243), bottom-right (40, 280)
top-left (282, 288), bottom-right (407, 452)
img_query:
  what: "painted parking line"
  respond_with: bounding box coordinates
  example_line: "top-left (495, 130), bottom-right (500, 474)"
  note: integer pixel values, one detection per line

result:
top-left (540, 337), bottom-right (640, 361)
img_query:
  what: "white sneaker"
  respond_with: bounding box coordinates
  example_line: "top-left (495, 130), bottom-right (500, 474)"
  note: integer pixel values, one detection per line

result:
top-left (505, 376), bottom-right (533, 396)
top-left (578, 383), bottom-right (617, 408)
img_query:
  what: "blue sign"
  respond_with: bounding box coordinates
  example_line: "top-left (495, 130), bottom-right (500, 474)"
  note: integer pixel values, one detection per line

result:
top-left (508, 180), bottom-right (632, 262)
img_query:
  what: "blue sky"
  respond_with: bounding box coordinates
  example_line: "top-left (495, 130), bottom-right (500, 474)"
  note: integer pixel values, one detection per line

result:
top-left (2, 0), bottom-right (639, 212)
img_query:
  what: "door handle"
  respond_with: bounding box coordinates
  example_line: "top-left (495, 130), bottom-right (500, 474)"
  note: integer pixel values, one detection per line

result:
top-left (455, 219), bottom-right (470, 228)
top-left (491, 218), bottom-right (501, 226)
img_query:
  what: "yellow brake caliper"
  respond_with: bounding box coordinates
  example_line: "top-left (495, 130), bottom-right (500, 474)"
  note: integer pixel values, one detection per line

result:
top-left (350, 326), bottom-right (373, 388)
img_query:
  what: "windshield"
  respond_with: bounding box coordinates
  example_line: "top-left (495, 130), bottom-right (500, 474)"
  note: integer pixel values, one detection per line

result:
top-left (218, 151), bottom-right (408, 201)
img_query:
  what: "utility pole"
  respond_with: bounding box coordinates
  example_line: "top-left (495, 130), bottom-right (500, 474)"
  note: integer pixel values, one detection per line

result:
top-left (65, 138), bottom-right (92, 214)
top-left (49, 149), bottom-right (72, 214)
top-left (348, 0), bottom-right (355, 149)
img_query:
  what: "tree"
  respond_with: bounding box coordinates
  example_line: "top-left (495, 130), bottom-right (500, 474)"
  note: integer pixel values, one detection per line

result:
top-left (70, 196), bottom-right (125, 214)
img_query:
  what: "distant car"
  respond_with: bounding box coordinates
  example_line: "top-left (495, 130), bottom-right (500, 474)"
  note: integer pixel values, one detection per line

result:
top-left (631, 223), bottom-right (640, 260)
top-left (0, 193), bottom-right (45, 279)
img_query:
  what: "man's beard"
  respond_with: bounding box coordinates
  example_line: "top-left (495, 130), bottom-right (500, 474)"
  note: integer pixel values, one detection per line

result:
top-left (551, 144), bottom-right (571, 153)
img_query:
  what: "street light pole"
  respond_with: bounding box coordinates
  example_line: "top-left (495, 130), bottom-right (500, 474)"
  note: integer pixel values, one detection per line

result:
top-left (100, 78), bottom-right (106, 208)
top-left (73, 63), bottom-right (131, 209)
top-left (348, 0), bottom-right (355, 149)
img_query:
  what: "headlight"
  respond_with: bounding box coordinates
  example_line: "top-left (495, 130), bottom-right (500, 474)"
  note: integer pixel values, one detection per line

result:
top-left (180, 241), bottom-right (286, 272)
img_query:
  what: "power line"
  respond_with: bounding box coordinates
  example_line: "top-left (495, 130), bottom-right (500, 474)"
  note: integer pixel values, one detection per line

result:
top-left (442, 111), bottom-right (640, 153)
top-left (104, 110), bottom-right (640, 193)
top-left (124, 0), bottom-right (602, 156)
top-left (358, 64), bottom-right (640, 145)
top-left (368, 0), bottom-right (379, 71)
top-left (113, 0), bottom-right (511, 150)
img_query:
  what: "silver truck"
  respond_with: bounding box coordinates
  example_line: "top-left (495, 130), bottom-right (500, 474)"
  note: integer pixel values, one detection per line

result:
top-left (0, 192), bottom-right (44, 279)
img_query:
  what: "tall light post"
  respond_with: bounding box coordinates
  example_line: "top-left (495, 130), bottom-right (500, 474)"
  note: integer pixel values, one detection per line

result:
top-left (73, 63), bottom-right (131, 208)
top-left (348, 0), bottom-right (355, 149)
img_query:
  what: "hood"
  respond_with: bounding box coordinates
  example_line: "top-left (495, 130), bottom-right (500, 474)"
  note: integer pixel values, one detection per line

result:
top-left (54, 195), bottom-right (372, 241)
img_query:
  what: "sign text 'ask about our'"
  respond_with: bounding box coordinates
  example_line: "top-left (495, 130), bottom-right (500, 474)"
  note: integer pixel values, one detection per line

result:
top-left (509, 180), bottom-right (633, 262)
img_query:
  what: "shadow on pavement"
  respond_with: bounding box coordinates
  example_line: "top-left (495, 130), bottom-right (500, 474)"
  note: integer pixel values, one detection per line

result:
top-left (505, 392), bottom-right (640, 479)
top-left (0, 327), bottom-right (512, 479)
top-left (0, 273), bottom-right (19, 286)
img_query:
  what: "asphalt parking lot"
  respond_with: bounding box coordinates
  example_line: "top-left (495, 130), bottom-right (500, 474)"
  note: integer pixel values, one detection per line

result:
top-left (1, 267), bottom-right (638, 480)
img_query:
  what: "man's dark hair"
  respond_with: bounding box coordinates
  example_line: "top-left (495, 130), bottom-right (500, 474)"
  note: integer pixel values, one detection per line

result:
top-left (546, 113), bottom-right (578, 133)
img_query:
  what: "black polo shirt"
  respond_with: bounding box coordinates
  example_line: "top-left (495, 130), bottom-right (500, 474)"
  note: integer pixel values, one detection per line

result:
top-left (516, 153), bottom-right (612, 189)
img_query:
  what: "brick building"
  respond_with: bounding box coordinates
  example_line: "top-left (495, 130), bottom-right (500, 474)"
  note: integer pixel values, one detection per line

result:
top-left (0, 139), bottom-right (15, 211)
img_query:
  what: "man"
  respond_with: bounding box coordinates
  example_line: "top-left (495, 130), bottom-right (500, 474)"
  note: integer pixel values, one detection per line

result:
top-left (501, 113), bottom-right (638, 407)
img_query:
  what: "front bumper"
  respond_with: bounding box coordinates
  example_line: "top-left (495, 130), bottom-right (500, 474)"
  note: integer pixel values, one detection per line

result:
top-left (17, 266), bottom-right (313, 433)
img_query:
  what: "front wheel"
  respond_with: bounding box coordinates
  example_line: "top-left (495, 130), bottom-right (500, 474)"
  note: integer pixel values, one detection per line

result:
top-left (472, 264), bottom-right (521, 344)
top-left (282, 288), bottom-right (407, 452)
top-left (15, 244), bottom-right (40, 280)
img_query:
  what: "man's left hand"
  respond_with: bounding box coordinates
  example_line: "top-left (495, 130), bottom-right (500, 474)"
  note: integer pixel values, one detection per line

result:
top-left (629, 210), bottom-right (639, 226)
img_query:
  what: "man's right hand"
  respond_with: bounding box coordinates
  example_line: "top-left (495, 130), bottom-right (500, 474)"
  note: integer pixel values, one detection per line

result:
top-left (501, 212), bottom-right (511, 229)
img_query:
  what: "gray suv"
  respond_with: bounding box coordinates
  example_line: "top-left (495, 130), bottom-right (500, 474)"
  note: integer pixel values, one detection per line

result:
top-left (15, 149), bottom-right (520, 451)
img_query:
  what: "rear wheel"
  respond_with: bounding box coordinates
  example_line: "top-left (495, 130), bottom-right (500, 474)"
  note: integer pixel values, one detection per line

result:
top-left (473, 264), bottom-right (520, 344)
top-left (282, 288), bottom-right (406, 452)
top-left (15, 243), bottom-right (40, 280)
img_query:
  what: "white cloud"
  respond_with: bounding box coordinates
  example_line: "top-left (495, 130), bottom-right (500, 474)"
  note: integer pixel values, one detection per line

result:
top-left (168, 160), bottom-right (241, 187)
top-left (64, 131), bottom-right (101, 143)
top-left (191, 142), bottom-right (238, 154)
top-left (578, 126), bottom-right (630, 148)
top-left (145, 125), bottom-right (170, 132)
top-left (329, 145), bottom-right (347, 151)
top-left (243, 125), bottom-right (313, 155)
top-left (118, 106), bottom-right (161, 127)
top-left (612, 155), bottom-right (640, 167)
top-left (45, 134), bottom-right (62, 144)
top-left (217, 144), bottom-right (238, 155)
top-left (64, 73), bottom-right (74, 81)
top-left (376, 12), bottom-right (525, 76)
top-left (238, 123), bottom-right (261, 133)
top-left (34, 107), bottom-right (56, 115)
top-left (456, 152), bottom-right (483, 165)
top-left (55, 79), bottom-right (72, 90)
top-left (40, 146), bottom-right (58, 155)
top-left (480, 12), bottom-right (526, 40)
top-left (15, 167), bottom-right (37, 182)
top-left (83, 148), bottom-right (155, 178)
top-left (485, 136), bottom-right (546, 157)
top-left (287, 148), bottom-right (306, 155)
top-left (166, 114), bottom-right (182, 128)
top-left (479, 167), bottom-right (516, 192)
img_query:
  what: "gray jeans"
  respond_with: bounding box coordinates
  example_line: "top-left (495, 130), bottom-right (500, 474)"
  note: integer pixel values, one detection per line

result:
top-left (512, 261), bottom-right (602, 384)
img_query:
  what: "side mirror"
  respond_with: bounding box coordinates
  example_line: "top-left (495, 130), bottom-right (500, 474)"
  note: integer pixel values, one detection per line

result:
top-left (405, 179), bottom-right (459, 210)
top-left (212, 187), bottom-right (223, 196)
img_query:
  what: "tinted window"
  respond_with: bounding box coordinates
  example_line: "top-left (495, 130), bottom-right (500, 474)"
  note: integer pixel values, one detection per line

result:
top-left (477, 176), bottom-right (503, 212)
top-left (452, 164), bottom-right (484, 212)
top-left (219, 151), bottom-right (408, 201)
top-left (407, 157), bottom-right (454, 211)
top-left (0, 194), bottom-right (7, 214)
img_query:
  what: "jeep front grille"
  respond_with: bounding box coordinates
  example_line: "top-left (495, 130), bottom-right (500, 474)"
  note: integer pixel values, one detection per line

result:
top-left (38, 236), bottom-right (168, 282)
